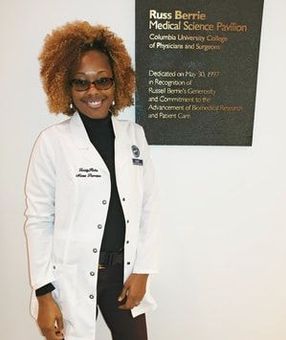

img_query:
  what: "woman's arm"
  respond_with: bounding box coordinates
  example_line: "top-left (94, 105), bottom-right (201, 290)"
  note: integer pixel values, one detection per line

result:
top-left (118, 126), bottom-right (159, 310)
top-left (25, 131), bottom-right (64, 337)
top-left (25, 131), bottom-right (57, 290)
top-left (132, 126), bottom-right (159, 275)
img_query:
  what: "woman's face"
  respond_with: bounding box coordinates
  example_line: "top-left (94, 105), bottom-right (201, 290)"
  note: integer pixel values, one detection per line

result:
top-left (70, 50), bottom-right (114, 119)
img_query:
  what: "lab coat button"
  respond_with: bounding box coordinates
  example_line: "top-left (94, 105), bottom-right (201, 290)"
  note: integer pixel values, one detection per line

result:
top-left (97, 224), bottom-right (103, 229)
top-left (127, 261), bottom-right (131, 265)
top-left (93, 248), bottom-right (98, 253)
top-left (90, 271), bottom-right (95, 276)
top-left (126, 220), bottom-right (130, 223)
top-left (126, 240), bottom-right (129, 244)
top-left (102, 200), bottom-right (107, 205)
top-left (122, 198), bottom-right (126, 202)
top-left (89, 294), bottom-right (94, 299)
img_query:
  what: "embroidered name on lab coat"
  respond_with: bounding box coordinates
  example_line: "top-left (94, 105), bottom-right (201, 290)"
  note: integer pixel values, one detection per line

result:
top-left (75, 167), bottom-right (101, 178)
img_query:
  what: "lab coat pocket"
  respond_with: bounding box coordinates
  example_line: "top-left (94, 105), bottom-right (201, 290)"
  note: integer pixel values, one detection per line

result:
top-left (52, 263), bottom-right (78, 321)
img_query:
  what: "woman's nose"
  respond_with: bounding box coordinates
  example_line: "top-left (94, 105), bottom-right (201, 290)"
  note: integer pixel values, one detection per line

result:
top-left (87, 82), bottom-right (100, 94)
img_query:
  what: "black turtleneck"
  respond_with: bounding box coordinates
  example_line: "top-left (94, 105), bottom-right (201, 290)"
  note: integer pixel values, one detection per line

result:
top-left (35, 112), bottom-right (126, 297)
top-left (79, 112), bottom-right (126, 252)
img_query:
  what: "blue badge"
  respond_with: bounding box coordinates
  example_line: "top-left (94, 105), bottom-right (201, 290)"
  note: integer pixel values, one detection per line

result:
top-left (132, 145), bottom-right (140, 158)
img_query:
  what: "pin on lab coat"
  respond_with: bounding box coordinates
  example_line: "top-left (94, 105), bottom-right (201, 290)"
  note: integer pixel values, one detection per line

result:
top-left (25, 112), bottom-right (159, 340)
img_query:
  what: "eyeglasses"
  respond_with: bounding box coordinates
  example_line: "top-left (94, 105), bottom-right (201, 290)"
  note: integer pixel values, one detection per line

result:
top-left (70, 77), bottom-right (114, 91)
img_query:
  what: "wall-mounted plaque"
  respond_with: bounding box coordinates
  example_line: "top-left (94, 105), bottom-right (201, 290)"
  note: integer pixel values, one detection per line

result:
top-left (135, 0), bottom-right (264, 145)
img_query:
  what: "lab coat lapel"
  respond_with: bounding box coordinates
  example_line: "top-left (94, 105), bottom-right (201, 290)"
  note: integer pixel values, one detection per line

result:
top-left (69, 112), bottom-right (109, 173)
top-left (111, 115), bottom-right (130, 169)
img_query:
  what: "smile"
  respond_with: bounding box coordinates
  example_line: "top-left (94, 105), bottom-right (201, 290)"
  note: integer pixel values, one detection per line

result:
top-left (85, 98), bottom-right (104, 109)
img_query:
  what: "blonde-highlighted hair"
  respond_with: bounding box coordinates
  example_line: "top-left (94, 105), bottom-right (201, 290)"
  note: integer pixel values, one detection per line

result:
top-left (39, 21), bottom-right (135, 115)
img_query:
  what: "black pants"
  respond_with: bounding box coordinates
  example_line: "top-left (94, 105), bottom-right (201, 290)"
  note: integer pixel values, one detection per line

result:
top-left (96, 263), bottom-right (148, 340)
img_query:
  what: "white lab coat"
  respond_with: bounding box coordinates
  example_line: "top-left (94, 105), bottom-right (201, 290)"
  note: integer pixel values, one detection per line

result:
top-left (24, 112), bottom-right (159, 340)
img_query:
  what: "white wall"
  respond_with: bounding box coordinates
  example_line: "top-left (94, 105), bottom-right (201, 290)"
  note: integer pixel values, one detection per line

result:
top-left (1, 0), bottom-right (286, 339)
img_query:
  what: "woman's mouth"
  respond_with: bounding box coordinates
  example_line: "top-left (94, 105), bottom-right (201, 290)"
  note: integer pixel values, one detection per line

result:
top-left (85, 98), bottom-right (103, 109)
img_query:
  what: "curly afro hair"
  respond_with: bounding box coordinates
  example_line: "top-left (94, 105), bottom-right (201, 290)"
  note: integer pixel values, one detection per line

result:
top-left (39, 21), bottom-right (135, 116)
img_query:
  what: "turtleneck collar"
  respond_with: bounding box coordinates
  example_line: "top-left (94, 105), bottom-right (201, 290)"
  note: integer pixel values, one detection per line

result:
top-left (79, 111), bottom-right (112, 127)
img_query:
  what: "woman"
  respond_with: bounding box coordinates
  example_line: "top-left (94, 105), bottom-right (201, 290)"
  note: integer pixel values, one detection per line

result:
top-left (25, 21), bottom-right (159, 340)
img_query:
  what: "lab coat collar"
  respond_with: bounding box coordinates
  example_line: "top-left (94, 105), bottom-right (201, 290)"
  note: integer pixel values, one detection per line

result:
top-left (69, 111), bottom-right (90, 149)
top-left (69, 111), bottom-right (125, 148)
top-left (69, 112), bottom-right (129, 170)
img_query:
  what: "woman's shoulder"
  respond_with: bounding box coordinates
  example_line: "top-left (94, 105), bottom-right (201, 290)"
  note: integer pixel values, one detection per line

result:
top-left (30, 117), bottom-right (72, 153)
top-left (114, 117), bottom-right (145, 136)
top-left (38, 116), bottom-right (71, 138)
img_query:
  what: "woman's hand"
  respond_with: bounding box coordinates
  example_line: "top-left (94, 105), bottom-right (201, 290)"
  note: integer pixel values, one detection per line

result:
top-left (37, 293), bottom-right (64, 340)
top-left (118, 273), bottom-right (149, 310)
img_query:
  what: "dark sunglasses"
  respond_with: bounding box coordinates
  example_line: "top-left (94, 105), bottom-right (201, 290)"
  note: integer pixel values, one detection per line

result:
top-left (70, 77), bottom-right (114, 91)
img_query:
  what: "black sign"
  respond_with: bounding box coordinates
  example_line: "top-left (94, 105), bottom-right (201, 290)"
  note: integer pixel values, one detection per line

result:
top-left (135, 0), bottom-right (264, 145)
